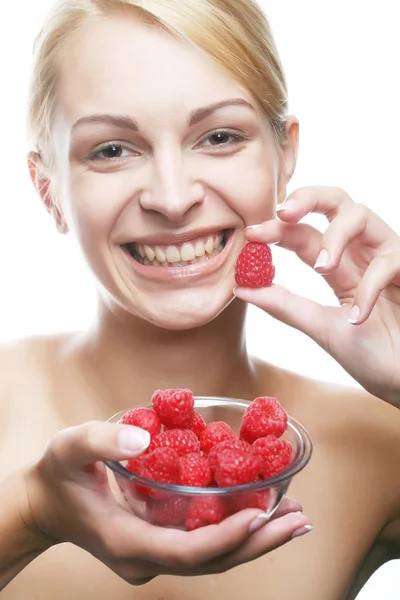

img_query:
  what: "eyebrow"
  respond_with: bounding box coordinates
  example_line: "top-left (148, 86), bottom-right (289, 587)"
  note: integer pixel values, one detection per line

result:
top-left (72, 113), bottom-right (139, 132)
top-left (188, 99), bottom-right (256, 125)
top-left (71, 99), bottom-right (256, 134)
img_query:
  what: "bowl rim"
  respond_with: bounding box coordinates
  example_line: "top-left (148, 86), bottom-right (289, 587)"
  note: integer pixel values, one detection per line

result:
top-left (104, 396), bottom-right (313, 495)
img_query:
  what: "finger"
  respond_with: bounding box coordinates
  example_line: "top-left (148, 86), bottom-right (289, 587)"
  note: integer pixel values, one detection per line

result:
top-left (245, 220), bottom-right (322, 268)
top-left (314, 204), bottom-right (400, 273)
top-left (49, 421), bottom-right (151, 469)
top-left (141, 507), bottom-right (279, 568)
top-left (276, 185), bottom-right (353, 222)
top-left (112, 503), bottom-right (292, 570)
top-left (234, 283), bottom-right (334, 347)
top-left (269, 496), bottom-right (303, 519)
top-left (126, 508), bottom-right (310, 579)
top-left (193, 511), bottom-right (312, 576)
top-left (350, 251), bottom-right (400, 324)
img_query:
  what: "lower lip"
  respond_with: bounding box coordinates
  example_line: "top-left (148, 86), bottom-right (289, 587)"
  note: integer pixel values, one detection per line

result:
top-left (123, 233), bottom-right (234, 283)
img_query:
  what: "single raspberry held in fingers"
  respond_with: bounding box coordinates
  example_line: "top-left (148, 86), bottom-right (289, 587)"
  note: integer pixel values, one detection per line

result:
top-left (147, 495), bottom-right (189, 527)
top-left (235, 242), bottom-right (275, 288)
top-left (208, 439), bottom-right (251, 477)
top-left (121, 407), bottom-right (161, 438)
top-left (213, 448), bottom-right (261, 487)
top-left (178, 452), bottom-right (212, 487)
top-left (188, 412), bottom-right (207, 438)
top-left (252, 435), bottom-right (293, 478)
top-left (151, 389), bottom-right (195, 429)
top-left (149, 429), bottom-right (200, 456)
top-left (200, 421), bottom-right (237, 453)
top-left (240, 396), bottom-right (288, 443)
top-left (185, 496), bottom-right (228, 530)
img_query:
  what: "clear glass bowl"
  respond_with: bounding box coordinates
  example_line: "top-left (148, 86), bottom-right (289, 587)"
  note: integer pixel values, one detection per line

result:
top-left (105, 396), bottom-right (312, 529)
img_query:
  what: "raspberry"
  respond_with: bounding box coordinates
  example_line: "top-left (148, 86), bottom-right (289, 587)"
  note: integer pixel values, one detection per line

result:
top-left (213, 448), bottom-right (261, 487)
top-left (229, 489), bottom-right (271, 513)
top-left (240, 396), bottom-right (288, 443)
top-left (140, 447), bottom-right (180, 490)
top-left (147, 495), bottom-right (188, 527)
top-left (126, 455), bottom-right (146, 474)
top-left (121, 407), bottom-right (161, 438)
top-left (189, 412), bottom-right (207, 438)
top-left (200, 421), bottom-right (236, 454)
top-left (149, 429), bottom-right (200, 456)
top-left (185, 496), bottom-right (228, 530)
top-left (252, 435), bottom-right (293, 478)
top-left (178, 452), bottom-right (212, 487)
top-left (208, 439), bottom-right (251, 477)
top-left (235, 242), bottom-right (275, 288)
top-left (151, 389), bottom-right (195, 429)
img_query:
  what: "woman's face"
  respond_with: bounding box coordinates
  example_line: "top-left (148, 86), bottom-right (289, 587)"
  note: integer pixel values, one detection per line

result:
top-left (50, 13), bottom-right (297, 330)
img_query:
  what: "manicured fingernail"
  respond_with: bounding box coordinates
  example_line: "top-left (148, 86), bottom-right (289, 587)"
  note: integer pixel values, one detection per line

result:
top-left (233, 286), bottom-right (237, 296)
top-left (276, 198), bottom-right (295, 212)
top-left (249, 512), bottom-right (270, 534)
top-left (348, 305), bottom-right (360, 324)
top-left (119, 427), bottom-right (150, 453)
top-left (291, 524), bottom-right (314, 539)
top-left (314, 249), bottom-right (329, 269)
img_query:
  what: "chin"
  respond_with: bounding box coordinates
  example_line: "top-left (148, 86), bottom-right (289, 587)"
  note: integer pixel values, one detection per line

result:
top-left (134, 290), bottom-right (234, 331)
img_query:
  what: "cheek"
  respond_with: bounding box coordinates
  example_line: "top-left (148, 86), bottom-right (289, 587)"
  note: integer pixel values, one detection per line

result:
top-left (199, 145), bottom-right (278, 225)
top-left (67, 170), bottom-right (131, 245)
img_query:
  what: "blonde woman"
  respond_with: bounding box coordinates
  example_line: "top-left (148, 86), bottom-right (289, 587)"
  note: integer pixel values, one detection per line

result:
top-left (1, 1), bottom-right (400, 598)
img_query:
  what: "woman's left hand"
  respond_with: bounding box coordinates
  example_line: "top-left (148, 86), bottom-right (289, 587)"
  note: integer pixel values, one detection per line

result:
top-left (235, 186), bottom-right (400, 407)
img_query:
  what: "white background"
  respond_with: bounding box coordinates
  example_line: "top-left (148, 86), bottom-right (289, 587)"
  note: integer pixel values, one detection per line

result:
top-left (1, 0), bottom-right (399, 596)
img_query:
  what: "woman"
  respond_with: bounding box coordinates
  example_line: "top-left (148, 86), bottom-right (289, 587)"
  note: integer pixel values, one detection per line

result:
top-left (1, 0), bottom-right (400, 598)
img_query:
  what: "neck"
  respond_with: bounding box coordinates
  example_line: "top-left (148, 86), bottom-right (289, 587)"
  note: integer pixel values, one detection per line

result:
top-left (77, 298), bottom-right (257, 416)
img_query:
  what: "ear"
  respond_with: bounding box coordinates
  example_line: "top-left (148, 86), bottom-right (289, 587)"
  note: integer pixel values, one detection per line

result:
top-left (27, 151), bottom-right (69, 234)
top-left (276, 117), bottom-right (299, 204)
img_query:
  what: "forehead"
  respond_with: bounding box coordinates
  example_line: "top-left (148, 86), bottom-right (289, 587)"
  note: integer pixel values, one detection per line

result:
top-left (57, 13), bottom-right (255, 125)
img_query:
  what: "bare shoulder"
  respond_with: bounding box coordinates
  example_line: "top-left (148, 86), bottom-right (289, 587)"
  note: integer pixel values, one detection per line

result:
top-left (0, 333), bottom-right (76, 419)
top-left (253, 355), bottom-right (400, 431)
top-left (0, 334), bottom-right (71, 379)
top-left (254, 358), bottom-right (400, 526)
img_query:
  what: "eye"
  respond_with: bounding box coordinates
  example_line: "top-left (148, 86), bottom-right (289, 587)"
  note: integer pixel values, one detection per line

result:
top-left (88, 143), bottom-right (138, 161)
top-left (201, 129), bottom-right (246, 148)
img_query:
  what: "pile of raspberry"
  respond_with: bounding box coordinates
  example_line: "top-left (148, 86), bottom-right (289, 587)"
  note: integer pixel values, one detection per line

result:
top-left (120, 389), bottom-right (293, 530)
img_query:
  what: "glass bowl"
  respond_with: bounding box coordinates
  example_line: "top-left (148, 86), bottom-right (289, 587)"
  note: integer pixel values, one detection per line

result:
top-left (105, 396), bottom-right (312, 529)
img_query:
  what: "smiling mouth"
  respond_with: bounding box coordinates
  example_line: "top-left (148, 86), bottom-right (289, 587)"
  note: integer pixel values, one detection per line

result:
top-left (125, 230), bottom-right (230, 267)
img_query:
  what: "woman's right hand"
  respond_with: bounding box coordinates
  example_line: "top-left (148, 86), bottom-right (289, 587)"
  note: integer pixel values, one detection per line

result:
top-left (22, 421), bottom-right (312, 584)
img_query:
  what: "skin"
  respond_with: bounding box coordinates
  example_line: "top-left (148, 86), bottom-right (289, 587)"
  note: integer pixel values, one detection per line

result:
top-left (1, 11), bottom-right (400, 600)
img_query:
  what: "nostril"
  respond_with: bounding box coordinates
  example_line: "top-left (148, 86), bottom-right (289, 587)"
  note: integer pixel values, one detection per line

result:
top-left (138, 181), bottom-right (205, 220)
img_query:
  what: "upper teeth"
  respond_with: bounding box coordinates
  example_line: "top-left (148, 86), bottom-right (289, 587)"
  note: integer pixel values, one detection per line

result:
top-left (137, 233), bottom-right (223, 264)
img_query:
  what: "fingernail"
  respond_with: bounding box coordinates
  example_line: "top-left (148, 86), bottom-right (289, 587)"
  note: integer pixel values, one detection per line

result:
top-left (314, 249), bottom-right (329, 269)
top-left (291, 524), bottom-right (314, 539)
top-left (348, 305), bottom-right (360, 324)
top-left (249, 512), bottom-right (270, 534)
top-left (276, 198), bottom-right (295, 212)
top-left (233, 286), bottom-right (237, 296)
top-left (245, 223), bottom-right (263, 230)
top-left (119, 427), bottom-right (150, 454)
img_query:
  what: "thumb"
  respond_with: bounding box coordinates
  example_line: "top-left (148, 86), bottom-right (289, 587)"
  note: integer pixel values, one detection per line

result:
top-left (50, 421), bottom-right (151, 469)
top-left (235, 284), bottom-right (334, 346)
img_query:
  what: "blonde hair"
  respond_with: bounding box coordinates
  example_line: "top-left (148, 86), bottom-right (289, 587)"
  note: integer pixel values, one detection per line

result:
top-left (28, 0), bottom-right (288, 170)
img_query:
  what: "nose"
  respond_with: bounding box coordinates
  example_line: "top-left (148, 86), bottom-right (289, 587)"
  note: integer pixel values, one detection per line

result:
top-left (139, 147), bottom-right (204, 222)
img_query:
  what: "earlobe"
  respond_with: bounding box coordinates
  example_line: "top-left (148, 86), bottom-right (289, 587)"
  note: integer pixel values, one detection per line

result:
top-left (27, 151), bottom-right (69, 235)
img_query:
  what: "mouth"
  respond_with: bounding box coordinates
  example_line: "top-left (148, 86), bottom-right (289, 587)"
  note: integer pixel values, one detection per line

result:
top-left (124, 230), bottom-right (230, 268)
